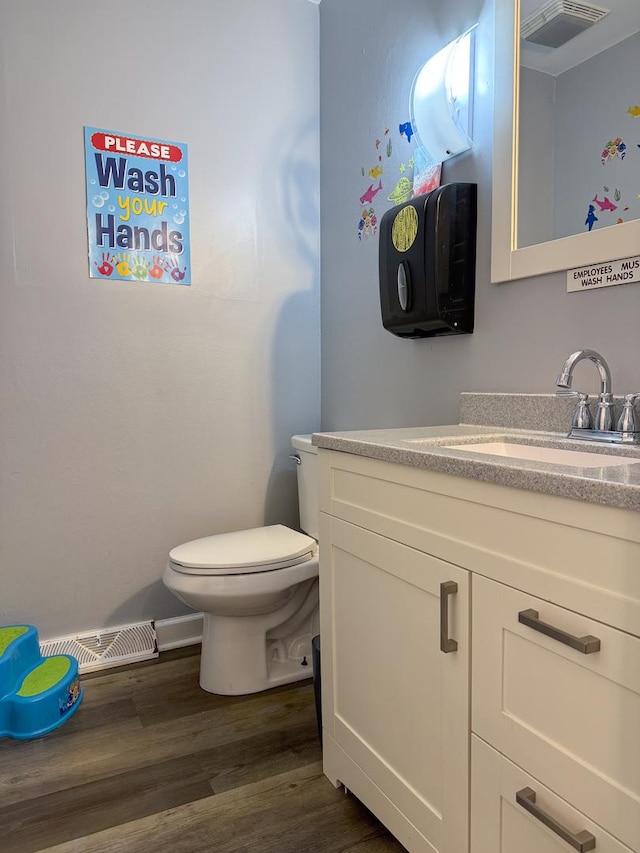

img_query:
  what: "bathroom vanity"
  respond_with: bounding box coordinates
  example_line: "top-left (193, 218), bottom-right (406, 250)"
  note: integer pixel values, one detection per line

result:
top-left (314, 409), bottom-right (640, 853)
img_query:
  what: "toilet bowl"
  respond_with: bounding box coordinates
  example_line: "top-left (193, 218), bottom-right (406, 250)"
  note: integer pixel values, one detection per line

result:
top-left (162, 435), bottom-right (320, 696)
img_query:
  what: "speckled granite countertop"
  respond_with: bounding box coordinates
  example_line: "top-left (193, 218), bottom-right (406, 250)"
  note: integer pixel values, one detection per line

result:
top-left (312, 423), bottom-right (640, 512)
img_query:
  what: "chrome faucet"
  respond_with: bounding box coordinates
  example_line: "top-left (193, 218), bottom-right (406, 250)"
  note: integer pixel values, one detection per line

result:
top-left (617, 393), bottom-right (640, 433)
top-left (555, 349), bottom-right (612, 395)
top-left (556, 349), bottom-right (614, 432)
top-left (555, 350), bottom-right (639, 444)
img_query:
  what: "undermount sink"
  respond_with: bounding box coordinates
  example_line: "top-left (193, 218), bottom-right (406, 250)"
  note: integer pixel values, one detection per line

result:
top-left (443, 441), bottom-right (636, 468)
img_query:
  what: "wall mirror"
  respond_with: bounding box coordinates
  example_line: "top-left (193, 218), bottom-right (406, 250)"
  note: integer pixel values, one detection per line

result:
top-left (492, 0), bottom-right (640, 282)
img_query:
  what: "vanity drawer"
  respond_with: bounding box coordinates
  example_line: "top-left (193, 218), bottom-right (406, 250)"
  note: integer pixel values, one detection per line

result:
top-left (472, 574), bottom-right (640, 850)
top-left (318, 449), bottom-right (640, 636)
top-left (471, 736), bottom-right (635, 853)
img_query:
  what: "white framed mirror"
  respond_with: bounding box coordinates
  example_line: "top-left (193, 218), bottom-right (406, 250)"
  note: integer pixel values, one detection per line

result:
top-left (492, 0), bottom-right (640, 282)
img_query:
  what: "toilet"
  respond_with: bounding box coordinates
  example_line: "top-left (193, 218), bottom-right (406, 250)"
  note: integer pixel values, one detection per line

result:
top-left (162, 435), bottom-right (320, 695)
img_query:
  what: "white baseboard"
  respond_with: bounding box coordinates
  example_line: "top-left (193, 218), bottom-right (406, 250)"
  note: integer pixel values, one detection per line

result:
top-left (155, 612), bottom-right (203, 651)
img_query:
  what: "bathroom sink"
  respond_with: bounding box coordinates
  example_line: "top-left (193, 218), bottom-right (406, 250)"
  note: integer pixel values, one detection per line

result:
top-left (442, 441), bottom-right (636, 468)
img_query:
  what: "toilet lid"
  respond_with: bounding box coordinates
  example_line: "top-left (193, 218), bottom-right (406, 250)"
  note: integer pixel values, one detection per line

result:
top-left (169, 524), bottom-right (316, 575)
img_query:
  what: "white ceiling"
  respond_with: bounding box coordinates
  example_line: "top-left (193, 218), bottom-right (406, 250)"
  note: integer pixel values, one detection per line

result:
top-left (520, 0), bottom-right (640, 75)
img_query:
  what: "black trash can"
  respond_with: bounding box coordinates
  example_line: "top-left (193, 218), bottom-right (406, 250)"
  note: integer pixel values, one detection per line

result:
top-left (311, 635), bottom-right (322, 745)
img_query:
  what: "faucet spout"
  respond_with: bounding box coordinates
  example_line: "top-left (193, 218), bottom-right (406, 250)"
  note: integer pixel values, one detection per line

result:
top-left (555, 349), bottom-right (612, 395)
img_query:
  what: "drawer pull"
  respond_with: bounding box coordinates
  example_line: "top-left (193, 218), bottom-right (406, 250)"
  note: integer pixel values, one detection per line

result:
top-left (518, 609), bottom-right (601, 654)
top-left (440, 581), bottom-right (458, 653)
top-left (516, 787), bottom-right (596, 851)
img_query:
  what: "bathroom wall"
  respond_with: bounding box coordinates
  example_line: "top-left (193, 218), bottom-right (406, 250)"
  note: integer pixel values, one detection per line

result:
top-left (553, 32), bottom-right (640, 240)
top-left (518, 67), bottom-right (555, 248)
top-left (0, 0), bottom-right (320, 638)
top-left (319, 0), bottom-right (640, 431)
top-left (520, 33), bottom-right (640, 244)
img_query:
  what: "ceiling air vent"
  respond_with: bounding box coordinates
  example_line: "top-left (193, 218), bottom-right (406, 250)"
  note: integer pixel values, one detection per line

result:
top-left (521, 0), bottom-right (610, 48)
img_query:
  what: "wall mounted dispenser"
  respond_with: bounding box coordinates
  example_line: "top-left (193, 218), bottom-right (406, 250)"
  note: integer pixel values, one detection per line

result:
top-left (379, 183), bottom-right (477, 339)
top-left (410, 27), bottom-right (476, 164)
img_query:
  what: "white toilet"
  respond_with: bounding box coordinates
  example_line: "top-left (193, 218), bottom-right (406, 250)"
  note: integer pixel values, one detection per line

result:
top-left (162, 435), bottom-right (320, 695)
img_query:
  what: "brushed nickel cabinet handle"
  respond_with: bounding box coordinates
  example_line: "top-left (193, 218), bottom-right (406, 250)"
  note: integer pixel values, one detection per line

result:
top-left (440, 581), bottom-right (458, 653)
top-left (516, 787), bottom-right (596, 851)
top-left (518, 609), bottom-right (601, 654)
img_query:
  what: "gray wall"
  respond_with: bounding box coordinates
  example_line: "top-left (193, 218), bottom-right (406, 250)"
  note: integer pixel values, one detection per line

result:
top-left (0, 0), bottom-right (320, 638)
top-left (553, 32), bottom-right (640, 239)
top-left (319, 0), bottom-right (640, 432)
top-left (518, 67), bottom-right (555, 248)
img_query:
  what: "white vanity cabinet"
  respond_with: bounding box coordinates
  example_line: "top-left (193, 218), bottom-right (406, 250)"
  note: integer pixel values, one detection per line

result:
top-left (470, 736), bottom-right (636, 853)
top-left (319, 513), bottom-right (470, 853)
top-left (318, 447), bottom-right (640, 853)
top-left (472, 576), bottom-right (640, 851)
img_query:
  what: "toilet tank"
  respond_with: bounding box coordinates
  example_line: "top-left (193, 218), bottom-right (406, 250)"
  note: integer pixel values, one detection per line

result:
top-left (291, 434), bottom-right (319, 540)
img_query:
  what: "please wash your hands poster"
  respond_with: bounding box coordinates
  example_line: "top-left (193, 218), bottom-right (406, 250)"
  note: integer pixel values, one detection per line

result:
top-left (85, 127), bottom-right (191, 285)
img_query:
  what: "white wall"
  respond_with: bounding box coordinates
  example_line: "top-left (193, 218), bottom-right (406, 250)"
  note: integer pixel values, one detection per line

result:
top-left (0, 0), bottom-right (320, 638)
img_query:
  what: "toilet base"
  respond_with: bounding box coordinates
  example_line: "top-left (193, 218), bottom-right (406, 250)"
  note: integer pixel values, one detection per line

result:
top-left (265, 638), bottom-right (314, 686)
top-left (198, 584), bottom-right (319, 695)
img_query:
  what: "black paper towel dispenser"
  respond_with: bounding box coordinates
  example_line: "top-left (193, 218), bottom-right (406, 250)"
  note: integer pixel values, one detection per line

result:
top-left (379, 182), bottom-right (477, 338)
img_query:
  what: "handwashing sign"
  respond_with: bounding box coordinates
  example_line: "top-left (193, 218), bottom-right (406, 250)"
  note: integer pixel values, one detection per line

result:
top-left (567, 254), bottom-right (640, 292)
top-left (84, 127), bottom-right (191, 285)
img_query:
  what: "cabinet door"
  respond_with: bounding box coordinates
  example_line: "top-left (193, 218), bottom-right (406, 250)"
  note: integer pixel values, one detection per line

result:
top-left (471, 736), bottom-right (635, 853)
top-left (472, 574), bottom-right (640, 850)
top-left (320, 515), bottom-right (469, 853)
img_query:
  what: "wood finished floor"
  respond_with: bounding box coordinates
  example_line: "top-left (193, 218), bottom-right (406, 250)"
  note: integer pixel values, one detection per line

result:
top-left (0, 647), bottom-right (405, 852)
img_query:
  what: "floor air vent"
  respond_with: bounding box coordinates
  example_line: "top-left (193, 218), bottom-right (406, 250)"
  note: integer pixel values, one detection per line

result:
top-left (39, 621), bottom-right (158, 673)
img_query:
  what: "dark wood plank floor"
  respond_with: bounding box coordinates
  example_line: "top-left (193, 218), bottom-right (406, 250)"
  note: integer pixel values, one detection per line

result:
top-left (0, 647), bottom-right (405, 852)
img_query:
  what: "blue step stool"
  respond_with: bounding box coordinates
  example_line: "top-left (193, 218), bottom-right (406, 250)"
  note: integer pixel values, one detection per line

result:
top-left (0, 625), bottom-right (83, 740)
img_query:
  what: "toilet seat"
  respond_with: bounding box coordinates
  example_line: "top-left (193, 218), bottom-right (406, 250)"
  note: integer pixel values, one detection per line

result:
top-left (168, 524), bottom-right (317, 576)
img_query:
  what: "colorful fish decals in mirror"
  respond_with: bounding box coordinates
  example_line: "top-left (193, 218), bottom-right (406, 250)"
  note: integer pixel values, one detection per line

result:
top-left (592, 194), bottom-right (617, 212)
top-left (601, 137), bottom-right (626, 164)
top-left (585, 204), bottom-right (598, 232)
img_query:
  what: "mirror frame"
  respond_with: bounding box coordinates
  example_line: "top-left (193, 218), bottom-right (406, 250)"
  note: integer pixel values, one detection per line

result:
top-left (492, 0), bottom-right (640, 283)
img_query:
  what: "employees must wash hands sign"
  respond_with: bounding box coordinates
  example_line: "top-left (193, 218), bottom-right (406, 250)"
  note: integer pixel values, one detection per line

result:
top-left (85, 126), bottom-right (191, 285)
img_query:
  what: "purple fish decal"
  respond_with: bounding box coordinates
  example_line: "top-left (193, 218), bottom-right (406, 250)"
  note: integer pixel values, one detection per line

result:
top-left (359, 179), bottom-right (383, 205)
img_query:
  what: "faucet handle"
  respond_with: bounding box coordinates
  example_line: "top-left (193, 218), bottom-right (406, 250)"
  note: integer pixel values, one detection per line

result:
top-left (594, 392), bottom-right (615, 431)
top-left (616, 394), bottom-right (640, 433)
top-left (556, 390), bottom-right (592, 429)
